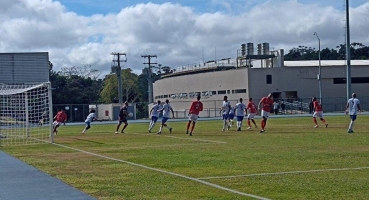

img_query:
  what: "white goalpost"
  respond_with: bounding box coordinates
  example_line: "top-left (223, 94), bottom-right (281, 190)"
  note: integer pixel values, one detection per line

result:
top-left (0, 82), bottom-right (53, 146)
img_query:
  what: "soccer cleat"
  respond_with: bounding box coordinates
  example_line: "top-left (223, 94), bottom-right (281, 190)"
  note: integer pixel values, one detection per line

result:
top-left (169, 127), bottom-right (173, 133)
top-left (348, 130), bottom-right (354, 133)
top-left (247, 127), bottom-right (251, 130)
top-left (325, 124), bottom-right (328, 128)
top-left (237, 127), bottom-right (241, 131)
top-left (222, 129), bottom-right (225, 132)
top-left (157, 131), bottom-right (161, 134)
top-left (189, 132), bottom-right (192, 136)
top-left (121, 131), bottom-right (124, 134)
top-left (115, 131), bottom-right (118, 134)
top-left (186, 131), bottom-right (188, 134)
top-left (227, 125), bottom-right (230, 130)
top-left (255, 125), bottom-right (257, 128)
top-left (314, 125), bottom-right (318, 128)
top-left (148, 129), bottom-right (151, 133)
top-left (260, 130), bottom-right (265, 133)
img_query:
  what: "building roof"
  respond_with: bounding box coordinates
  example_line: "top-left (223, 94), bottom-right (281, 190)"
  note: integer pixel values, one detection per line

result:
top-left (284, 60), bottom-right (369, 67)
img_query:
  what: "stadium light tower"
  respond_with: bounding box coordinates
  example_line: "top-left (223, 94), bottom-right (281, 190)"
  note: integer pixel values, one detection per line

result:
top-left (314, 32), bottom-right (322, 103)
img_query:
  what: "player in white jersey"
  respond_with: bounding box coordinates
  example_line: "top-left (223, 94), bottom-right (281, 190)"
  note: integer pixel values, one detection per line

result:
top-left (157, 99), bottom-right (174, 134)
top-left (228, 106), bottom-right (235, 127)
top-left (345, 93), bottom-right (361, 133)
top-left (148, 100), bottom-right (162, 133)
top-left (219, 96), bottom-right (231, 131)
top-left (234, 98), bottom-right (247, 131)
top-left (82, 110), bottom-right (97, 134)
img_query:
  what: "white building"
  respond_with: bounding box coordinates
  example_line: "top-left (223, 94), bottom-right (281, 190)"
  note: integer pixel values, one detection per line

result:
top-left (152, 49), bottom-right (369, 117)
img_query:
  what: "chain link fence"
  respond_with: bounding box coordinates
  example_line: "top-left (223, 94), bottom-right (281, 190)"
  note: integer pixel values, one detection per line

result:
top-left (54, 97), bottom-right (367, 122)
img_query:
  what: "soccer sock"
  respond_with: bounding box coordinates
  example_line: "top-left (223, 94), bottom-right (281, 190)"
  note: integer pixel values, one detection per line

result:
top-left (252, 120), bottom-right (257, 126)
top-left (223, 121), bottom-right (227, 129)
top-left (248, 120), bottom-right (251, 127)
top-left (159, 126), bottom-right (163, 132)
top-left (166, 125), bottom-right (171, 129)
top-left (149, 122), bottom-right (153, 129)
top-left (313, 118), bottom-right (318, 125)
top-left (191, 124), bottom-right (195, 132)
top-left (262, 120), bottom-right (266, 130)
top-left (349, 121), bottom-right (354, 130)
top-left (260, 120), bottom-right (264, 129)
top-left (187, 122), bottom-right (191, 131)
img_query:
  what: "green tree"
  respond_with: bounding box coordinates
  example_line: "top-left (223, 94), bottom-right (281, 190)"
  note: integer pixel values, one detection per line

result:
top-left (99, 68), bottom-right (140, 103)
top-left (49, 64), bottom-right (103, 104)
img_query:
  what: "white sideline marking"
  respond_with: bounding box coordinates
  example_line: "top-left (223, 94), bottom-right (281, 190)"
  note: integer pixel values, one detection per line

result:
top-left (198, 167), bottom-right (369, 180)
top-left (133, 133), bottom-right (227, 144)
top-left (53, 143), bottom-right (270, 200)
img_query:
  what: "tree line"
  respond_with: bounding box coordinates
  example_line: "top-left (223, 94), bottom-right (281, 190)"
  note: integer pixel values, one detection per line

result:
top-left (284, 42), bottom-right (369, 60)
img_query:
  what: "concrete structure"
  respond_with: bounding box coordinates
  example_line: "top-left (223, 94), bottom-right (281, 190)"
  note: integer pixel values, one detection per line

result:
top-left (94, 103), bottom-right (136, 120)
top-left (152, 52), bottom-right (369, 115)
top-left (0, 52), bottom-right (49, 84)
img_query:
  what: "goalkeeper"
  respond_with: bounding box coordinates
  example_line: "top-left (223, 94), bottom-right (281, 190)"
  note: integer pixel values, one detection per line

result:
top-left (52, 108), bottom-right (67, 135)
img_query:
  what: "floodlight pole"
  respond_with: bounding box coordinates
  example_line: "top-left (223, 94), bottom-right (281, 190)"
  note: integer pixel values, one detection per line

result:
top-left (314, 32), bottom-right (322, 103)
top-left (346, 0), bottom-right (351, 99)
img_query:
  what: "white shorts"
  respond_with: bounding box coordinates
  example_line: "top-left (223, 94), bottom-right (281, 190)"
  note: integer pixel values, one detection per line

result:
top-left (188, 114), bottom-right (199, 122)
top-left (247, 113), bottom-right (256, 119)
top-left (261, 110), bottom-right (270, 118)
top-left (313, 111), bottom-right (323, 118)
top-left (53, 121), bottom-right (63, 127)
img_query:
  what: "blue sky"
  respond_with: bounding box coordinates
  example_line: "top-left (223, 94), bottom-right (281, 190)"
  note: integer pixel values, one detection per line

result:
top-left (58, 0), bottom-right (368, 16)
top-left (1, 0), bottom-right (369, 75)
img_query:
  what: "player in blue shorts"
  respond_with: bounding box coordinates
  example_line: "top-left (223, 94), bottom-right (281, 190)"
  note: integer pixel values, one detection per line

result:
top-left (157, 99), bottom-right (174, 134)
top-left (148, 100), bottom-right (162, 133)
top-left (219, 96), bottom-right (231, 131)
top-left (234, 98), bottom-right (247, 131)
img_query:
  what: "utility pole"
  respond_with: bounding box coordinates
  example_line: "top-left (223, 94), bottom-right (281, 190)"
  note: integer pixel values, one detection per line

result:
top-left (141, 55), bottom-right (158, 103)
top-left (111, 52), bottom-right (127, 106)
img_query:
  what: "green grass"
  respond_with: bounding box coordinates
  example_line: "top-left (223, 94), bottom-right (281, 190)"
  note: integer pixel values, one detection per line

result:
top-left (2, 115), bottom-right (369, 200)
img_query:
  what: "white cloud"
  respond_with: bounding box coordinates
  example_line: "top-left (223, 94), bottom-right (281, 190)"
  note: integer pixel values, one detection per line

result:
top-left (0, 0), bottom-right (369, 76)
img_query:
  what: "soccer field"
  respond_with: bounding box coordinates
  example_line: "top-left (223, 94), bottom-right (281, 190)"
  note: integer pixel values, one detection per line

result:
top-left (2, 115), bottom-right (369, 200)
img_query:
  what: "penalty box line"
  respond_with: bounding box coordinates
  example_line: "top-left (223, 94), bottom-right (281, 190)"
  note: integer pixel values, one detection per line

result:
top-left (198, 167), bottom-right (369, 180)
top-left (52, 142), bottom-right (270, 200)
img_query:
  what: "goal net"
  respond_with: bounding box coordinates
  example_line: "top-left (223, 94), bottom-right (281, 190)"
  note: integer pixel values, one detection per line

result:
top-left (0, 82), bottom-right (53, 146)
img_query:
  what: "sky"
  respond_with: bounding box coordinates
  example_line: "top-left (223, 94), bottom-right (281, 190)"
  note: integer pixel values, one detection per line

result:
top-left (1, 0), bottom-right (369, 76)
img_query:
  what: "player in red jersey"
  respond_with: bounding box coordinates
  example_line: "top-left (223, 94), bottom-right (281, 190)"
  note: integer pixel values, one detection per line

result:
top-left (52, 108), bottom-right (67, 135)
top-left (258, 93), bottom-right (274, 133)
top-left (186, 95), bottom-right (203, 136)
top-left (312, 97), bottom-right (328, 128)
top-left (246, 98), bottom-right (257, 129)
